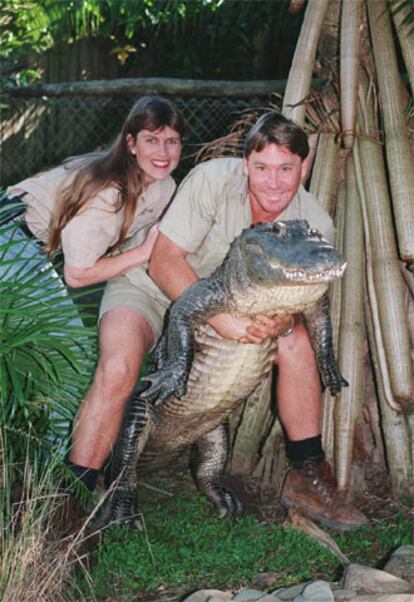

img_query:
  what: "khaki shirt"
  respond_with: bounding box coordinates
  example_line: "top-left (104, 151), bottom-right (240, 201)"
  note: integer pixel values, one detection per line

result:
top-left (8, 165), bottom-right (176, 268)
top-left (159, 157), bottom-right (335, 279)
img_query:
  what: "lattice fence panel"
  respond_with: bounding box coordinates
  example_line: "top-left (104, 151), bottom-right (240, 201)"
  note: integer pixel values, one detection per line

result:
top-left (0, 94), bottom-right (271, 187)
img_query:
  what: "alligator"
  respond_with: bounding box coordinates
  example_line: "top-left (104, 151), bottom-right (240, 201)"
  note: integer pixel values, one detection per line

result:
top-left (98, 219), bottom-right (347, 527)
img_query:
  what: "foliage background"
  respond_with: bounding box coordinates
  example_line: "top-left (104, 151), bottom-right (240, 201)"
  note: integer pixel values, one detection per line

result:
top-left (0, 0), bottom-right (304, 85)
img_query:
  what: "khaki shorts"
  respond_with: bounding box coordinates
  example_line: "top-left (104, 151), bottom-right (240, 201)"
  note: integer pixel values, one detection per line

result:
top-left (99, 266), bottom-right (171, 348)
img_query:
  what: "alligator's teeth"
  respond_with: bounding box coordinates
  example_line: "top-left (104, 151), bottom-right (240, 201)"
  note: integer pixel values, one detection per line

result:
top-left (284, 264), bottom-right (345, 283)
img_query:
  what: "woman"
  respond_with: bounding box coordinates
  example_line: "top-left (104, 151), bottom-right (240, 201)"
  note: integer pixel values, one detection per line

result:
top-left (5, 95), bottom-right (185, 491)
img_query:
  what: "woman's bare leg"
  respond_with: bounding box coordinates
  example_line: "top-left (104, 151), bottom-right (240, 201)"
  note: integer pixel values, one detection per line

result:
top-left (69, 307), bottom-right (154, 469)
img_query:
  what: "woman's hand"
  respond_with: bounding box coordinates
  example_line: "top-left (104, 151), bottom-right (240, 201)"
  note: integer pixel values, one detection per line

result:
top-left (137, 224), bottom-right (159, 263)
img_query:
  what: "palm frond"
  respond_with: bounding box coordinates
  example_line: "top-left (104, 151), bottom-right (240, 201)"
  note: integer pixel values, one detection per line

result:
top-left (0, 206), bottom-right (98, 460)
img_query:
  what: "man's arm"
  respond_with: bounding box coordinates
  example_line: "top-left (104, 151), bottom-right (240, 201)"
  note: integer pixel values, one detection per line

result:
top-left (149, 233), bottom-right (291, 343)
top-left (149, 232), bottom-right (198, 300)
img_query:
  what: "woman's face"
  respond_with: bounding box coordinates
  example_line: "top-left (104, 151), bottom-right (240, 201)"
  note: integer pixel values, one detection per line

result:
top-left (127, 126), bottom-right (182, 184)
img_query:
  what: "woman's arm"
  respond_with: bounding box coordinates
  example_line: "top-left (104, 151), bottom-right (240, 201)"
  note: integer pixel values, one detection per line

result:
top-left (64, 224), bottom-right (158, 288)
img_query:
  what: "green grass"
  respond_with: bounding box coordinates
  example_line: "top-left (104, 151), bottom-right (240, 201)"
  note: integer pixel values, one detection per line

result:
top-left (80, 472), bottom-right (413, 599)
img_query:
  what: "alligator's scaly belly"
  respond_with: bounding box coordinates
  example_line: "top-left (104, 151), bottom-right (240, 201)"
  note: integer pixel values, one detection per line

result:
top-left (140, 323), bottom-right (277, 465)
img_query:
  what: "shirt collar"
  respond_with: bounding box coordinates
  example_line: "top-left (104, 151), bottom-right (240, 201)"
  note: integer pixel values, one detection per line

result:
top-left (230, 170), bottom-right (252, 224)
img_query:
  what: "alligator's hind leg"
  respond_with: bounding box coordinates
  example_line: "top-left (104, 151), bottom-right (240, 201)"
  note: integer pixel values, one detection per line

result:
top-left (190, 422), bottom-right (243, 517)
top-left (94, 392), bottom-right (155, 529)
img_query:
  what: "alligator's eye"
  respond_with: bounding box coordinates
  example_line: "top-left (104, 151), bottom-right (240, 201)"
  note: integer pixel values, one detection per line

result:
top-left (244, 239), bottom-right (265, 255)
top-left (272, 222), bottom-right (285, 236)
top-left (309, 227), bottom-right (322, 240)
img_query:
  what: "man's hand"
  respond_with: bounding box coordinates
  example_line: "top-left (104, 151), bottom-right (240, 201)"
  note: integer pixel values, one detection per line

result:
top-left (208, 312), bottom-right (294, 344)
top-left (245, 313), bottom-right (295, 342)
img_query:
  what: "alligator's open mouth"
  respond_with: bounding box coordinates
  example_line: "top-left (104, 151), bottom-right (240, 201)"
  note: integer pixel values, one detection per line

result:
top-left (281, 264), bottom-right (346, 283)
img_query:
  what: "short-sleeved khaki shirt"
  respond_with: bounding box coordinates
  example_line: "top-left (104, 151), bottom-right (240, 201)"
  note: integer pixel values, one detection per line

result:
top-left (7, 165), bottom-right (176, 268)
top-left (159, 157), bottom-right (335, 279)
top-left (100, 156), bottom-right (335, 340)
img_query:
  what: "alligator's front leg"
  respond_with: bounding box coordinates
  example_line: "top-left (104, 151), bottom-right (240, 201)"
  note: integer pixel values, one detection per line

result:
top-left (141, 276), bottom-right (228, 403)
top-left (94, 392), bottom-right (155, 529)
top-left (190, 421), bottom-right (243, 517)
top-left (303, 292), bottom-right (348, 394)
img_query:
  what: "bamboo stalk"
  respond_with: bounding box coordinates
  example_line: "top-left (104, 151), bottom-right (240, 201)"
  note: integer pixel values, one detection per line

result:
top-left (321, 180), bottom-right (345, 463)
top-left (356, 75), bottom-right (412, 403)
top-left (389, 0), bottom-right (414, 95)
top-left (252, 417), bottom-right (285, 489)
top-left (334, 154), bottom-right (366, 490)
top-left (302, 132), bottom-right (319, 184)
top-left (309, 133), bottom-right (339, 216)
top-left (282, 0), bottom-right (330, 125)
top-left (228, 373), bottom-right (273, 475)
top-left (320, 393), bottom-right (335, 465)
top-left (354, 139), bottom-right (413, 496)
top-left (368, 0), bottom-right (414, 264)
top-left (364, 294), bottom-right (414, 497)
top-left (408, 414), bottom-right (414, 477)
top-left (353, 140), bottom-right (404, 411)
top-left (340, 0), bottom-right (364, 148)
top-left (401, 262), bottom-right (414, 300)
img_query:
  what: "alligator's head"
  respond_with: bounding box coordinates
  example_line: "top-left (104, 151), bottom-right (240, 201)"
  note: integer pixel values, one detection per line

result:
top-left (223, 220), bottom-right (346, 315)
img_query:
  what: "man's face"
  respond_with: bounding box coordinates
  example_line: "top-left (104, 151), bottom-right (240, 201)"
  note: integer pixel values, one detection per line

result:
top-left (243, 143), bottom-right (308, 222)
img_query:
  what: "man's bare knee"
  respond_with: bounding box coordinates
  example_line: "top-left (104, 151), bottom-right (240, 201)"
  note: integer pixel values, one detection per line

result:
top-left (275, 323), bottom-right (315, 365)
top-left (93, 354), bottom-right (139, 400)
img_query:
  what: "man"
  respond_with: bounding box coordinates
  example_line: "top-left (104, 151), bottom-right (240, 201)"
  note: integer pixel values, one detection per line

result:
top-left (148, 112), bottom-right (368, 531)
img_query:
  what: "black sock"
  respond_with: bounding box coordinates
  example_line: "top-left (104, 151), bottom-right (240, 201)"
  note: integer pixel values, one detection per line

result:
top-left (65, 460), bottom-right (99, 492)
top-left (286, 435), bottom-right (325, 469)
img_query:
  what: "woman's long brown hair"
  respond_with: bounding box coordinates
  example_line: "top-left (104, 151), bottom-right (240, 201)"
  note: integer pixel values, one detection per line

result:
top-left (46, 96), bottom-right (185, 256)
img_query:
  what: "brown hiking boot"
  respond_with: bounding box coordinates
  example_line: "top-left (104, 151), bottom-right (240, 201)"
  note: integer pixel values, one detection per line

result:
top-left (280, 460), bottom-right (369, 531)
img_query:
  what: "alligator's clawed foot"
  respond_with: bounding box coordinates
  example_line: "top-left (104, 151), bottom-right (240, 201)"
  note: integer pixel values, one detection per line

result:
top-left (321, 367), bottom-right (349, 395)
top-left (213, 487), bottom-right (244, 518)
top-left (91, 488), bottom-right (142, 531)
top-left (140, 366), bottom-right (188, 403)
